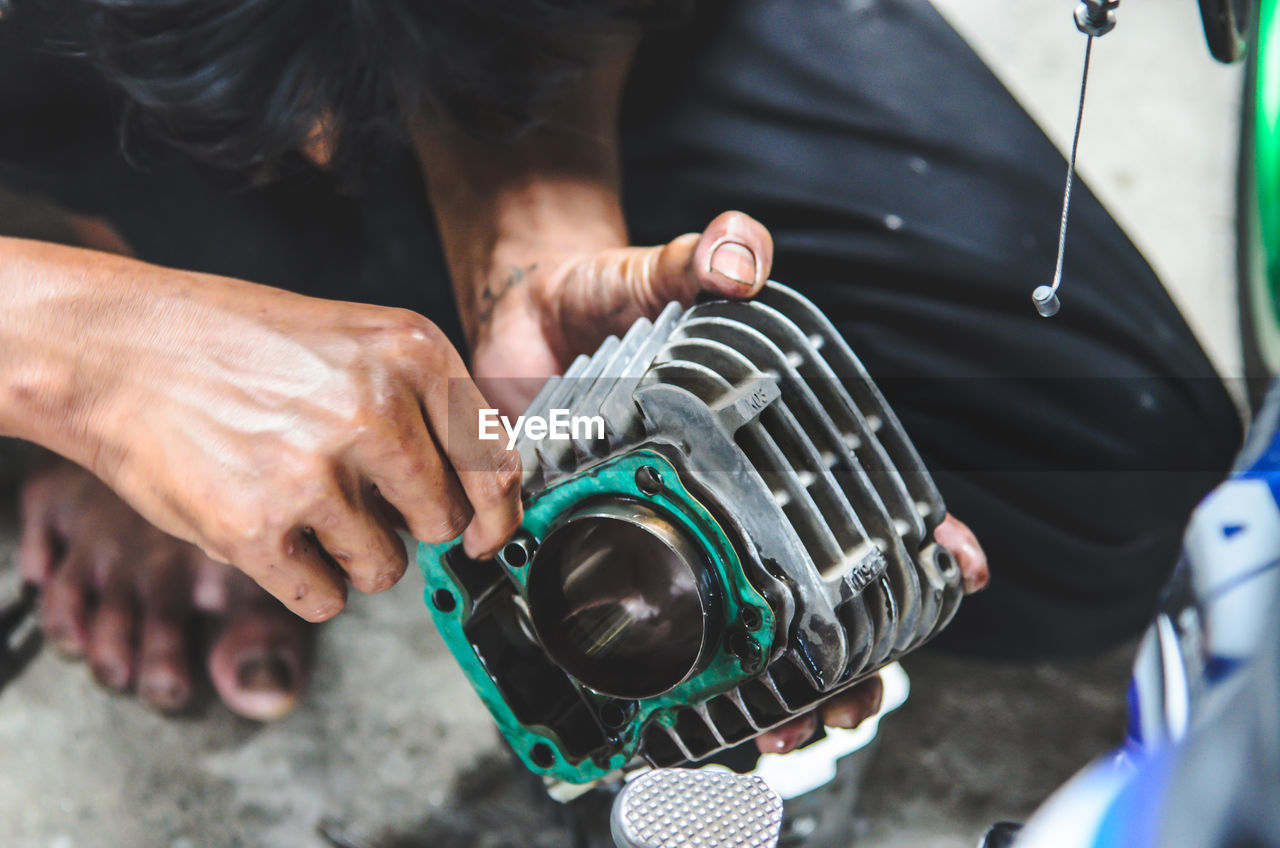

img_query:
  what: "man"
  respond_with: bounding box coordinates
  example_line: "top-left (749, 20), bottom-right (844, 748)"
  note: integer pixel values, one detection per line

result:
top-left (0, 0), bottom-right (1230, 742)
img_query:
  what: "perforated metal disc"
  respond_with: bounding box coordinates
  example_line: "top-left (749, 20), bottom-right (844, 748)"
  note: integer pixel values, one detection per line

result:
top-left (610, 768), bottom-right (783, 848)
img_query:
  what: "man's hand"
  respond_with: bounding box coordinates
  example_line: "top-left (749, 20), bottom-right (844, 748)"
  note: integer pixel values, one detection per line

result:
top-left (0, 239), bottom-right (523, 622)
top-left (411, 39), bottom-right (771, 412)
top-left (468, 210), bottom-right (774, 414)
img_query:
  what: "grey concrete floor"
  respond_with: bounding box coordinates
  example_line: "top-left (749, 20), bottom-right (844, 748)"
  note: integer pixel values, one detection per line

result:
top-left (0, 3), bottom-right (1244, 847)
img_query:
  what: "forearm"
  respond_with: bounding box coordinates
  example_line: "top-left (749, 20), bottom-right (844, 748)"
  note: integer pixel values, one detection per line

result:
top-left (0, 237), bottom-right (240, 474)
top-left (412, 37), bottom-right (637, 346)
top-left (0, 236), bottom-right (132, 467)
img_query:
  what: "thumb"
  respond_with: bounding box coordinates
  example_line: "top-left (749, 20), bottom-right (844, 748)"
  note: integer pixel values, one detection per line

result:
top-left (552, 210), bottom-right (773, 348)
top-left (691, 210), bottom-right (774, 299)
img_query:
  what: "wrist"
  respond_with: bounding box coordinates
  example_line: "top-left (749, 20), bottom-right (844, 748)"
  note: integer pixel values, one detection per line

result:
top-left (417, 134), bottom-right (628, 345)
top-left (0, 238), bottom-right (144, 474)
top-left (412, 39), bottom-right (637, 346)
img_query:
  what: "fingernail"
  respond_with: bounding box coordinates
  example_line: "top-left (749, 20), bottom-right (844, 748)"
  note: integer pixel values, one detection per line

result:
top-left (236, 653), bottom-right (295, 693)
top-left (707, 240), bottom-right (758, 287)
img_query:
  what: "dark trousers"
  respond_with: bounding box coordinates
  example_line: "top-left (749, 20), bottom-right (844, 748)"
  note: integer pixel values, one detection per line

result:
top-left (0, 0), bottom-right (1242, 657)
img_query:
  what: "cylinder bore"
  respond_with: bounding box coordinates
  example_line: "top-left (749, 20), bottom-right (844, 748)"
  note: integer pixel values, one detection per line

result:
top-left (527, 501), bottom-right (715, 700)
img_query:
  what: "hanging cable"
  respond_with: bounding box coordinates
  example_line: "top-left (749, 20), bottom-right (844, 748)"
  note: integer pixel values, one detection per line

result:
top-left (1032, 0), bottom-right (1120, 318)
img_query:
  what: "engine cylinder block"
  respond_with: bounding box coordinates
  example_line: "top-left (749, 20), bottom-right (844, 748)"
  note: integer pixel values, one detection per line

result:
top-left (419, 282), bottom-right (962, 788)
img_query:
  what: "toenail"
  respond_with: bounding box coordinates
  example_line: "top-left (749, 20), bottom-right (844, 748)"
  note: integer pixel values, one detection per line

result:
top-left (707, 240), bottom-right (758, 287)
top-left (92, 662), bottom-right (129, 690)
top-left (140, 672), bottom-right (189, 709)
top-left (48, 630), bottom-right (83, 657)
top-left (236, 654), bottom-right (294, 693)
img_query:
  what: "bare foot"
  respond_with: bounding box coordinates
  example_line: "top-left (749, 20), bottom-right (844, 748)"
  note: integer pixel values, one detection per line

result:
top-left (17, 452), bottom-right (310, 720)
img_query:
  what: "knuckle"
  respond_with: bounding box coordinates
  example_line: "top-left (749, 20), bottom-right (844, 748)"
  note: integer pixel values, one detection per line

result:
top-left (347, 378), bottom-right (400, 429)
top-left (229, 513), bottom-right (276, 560)
top-left (482, 452), bottom-right (524, 504)
top-left (381, 309), bottom-right (446, 357)
top-left (357, 558), bottom-right (407, 595)
top-left (415, 505), bottom-right (473, 545)
top-left (220, 510), bottom-right (297, 575)
top-left (387, 307), bottom-right (436, 335)
top-left (290, 480), bottom-right (340, 527)
top-left (368, 387), bottom-right (400, 423)
top-left (397, 452), bottom-right (435, 483)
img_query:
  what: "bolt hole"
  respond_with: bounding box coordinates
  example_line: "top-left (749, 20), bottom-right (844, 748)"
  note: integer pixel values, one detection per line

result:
top-left (635, 465), bottom-right (663, 495)
top-left (501, 540), bottom-right (530, 568)
top-left (599, 700), bottom-right (632, 730)
top-left (934, 546), bottom-right (958, 577)
top-left (431, 589), bottom-right (457, 613)
top-left (740, 606), bottom-right (763, 631)
top-left (530, 743), bottom-right (555, 769)
top-left (728, 631), bottom-right (760, 665)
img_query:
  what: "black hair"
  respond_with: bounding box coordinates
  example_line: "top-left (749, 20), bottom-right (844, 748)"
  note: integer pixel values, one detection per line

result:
top-left (31, 0), bottom-right (688, 183)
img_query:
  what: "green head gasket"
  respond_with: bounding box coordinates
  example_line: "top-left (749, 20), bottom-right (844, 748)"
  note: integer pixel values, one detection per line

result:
top-left (421, 450), bottom-right (774, 785)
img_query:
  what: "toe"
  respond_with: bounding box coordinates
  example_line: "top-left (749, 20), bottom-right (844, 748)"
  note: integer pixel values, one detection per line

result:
top-left (17, 462), bottom-right (59, 585)
top-left (41, 551), bottom-right (93, 657)
top-left (17, 517), bottom-right (56, 586)
top-left (207, 574), bottom-right (310, 722)
top-left (136, 558), bottom-right (194, 712)
top-left (87, 567), bottom-right (137, 691)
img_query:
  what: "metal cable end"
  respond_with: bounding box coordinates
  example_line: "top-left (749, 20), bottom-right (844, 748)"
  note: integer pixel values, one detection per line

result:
top-left (1032, 285), bottom-right (1061, 318)
top-left (610, 769), bottom-right (783, 848)
top-left (1075, 0), bottom-right (1119, 37)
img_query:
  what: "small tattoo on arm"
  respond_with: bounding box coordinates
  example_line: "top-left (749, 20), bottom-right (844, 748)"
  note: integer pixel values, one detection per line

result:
top-left (477, 263), bottom-right (537, 326)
